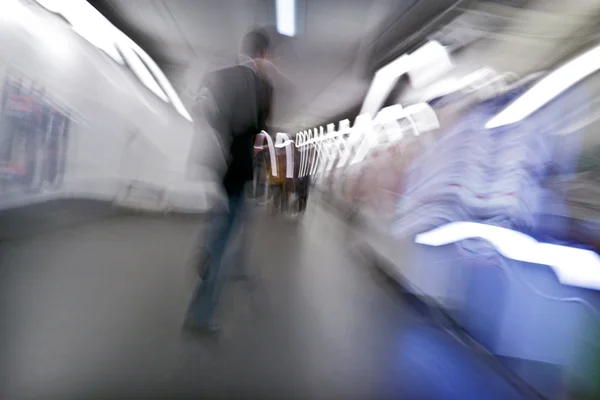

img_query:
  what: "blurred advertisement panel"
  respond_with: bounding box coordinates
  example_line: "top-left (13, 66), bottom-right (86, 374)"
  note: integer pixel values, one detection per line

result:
top-left (0, 72), bottom-right (71, 203)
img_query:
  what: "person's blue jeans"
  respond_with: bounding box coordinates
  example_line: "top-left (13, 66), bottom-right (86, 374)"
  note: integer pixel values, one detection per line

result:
top-left (186, 190), bottom-right (245, 325)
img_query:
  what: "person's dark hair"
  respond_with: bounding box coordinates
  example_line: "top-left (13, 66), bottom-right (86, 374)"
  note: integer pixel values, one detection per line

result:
top-left (241, 29), bottom-right (270, 58)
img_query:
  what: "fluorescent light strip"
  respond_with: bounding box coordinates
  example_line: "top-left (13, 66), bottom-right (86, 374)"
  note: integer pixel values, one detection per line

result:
top-left (33, 0), bottom-right (193, 121)
top-left (68, 1), bottom-right (125, 64)
top-left (416, 222), bottom-right (600, 291)
top-left (486, 44), bottom-right (600, 129)
top-left (360, 41), bottom-right (450, 116)
top-left (117, 42), bottom-right (168, 102)
top-left (130, 45), bottom-right (192, 121)
top-left (276, 0), bottom-right (296, 37)
top-left (360, 55), bottom-right (409, 116)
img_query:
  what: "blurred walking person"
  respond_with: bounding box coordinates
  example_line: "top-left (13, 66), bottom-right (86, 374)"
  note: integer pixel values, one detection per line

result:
top-left (184, 29), bottom-right (273, 333)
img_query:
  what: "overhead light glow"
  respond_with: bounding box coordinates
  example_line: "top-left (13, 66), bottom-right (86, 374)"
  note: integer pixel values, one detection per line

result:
top-left (485, 44), bottom-right (600, 129)
top-left (360, 54), bottom-right (409, 116)
top-left (33, 0), bottom-right (193, 121)
top-left (2, 0), bottom-right (69, 57)
top-left (360, 41), bottom-right (451, 116)
top-left (117, 42), bottom-right (168, 102)
top-left (35, 0), bottom-right (124, 64)
top-left (276, 0), bottom-right (296, 37)
top-left (416, 222), bottom-right (600, 291)
top-left (130, 45), bottom-right (192, 120)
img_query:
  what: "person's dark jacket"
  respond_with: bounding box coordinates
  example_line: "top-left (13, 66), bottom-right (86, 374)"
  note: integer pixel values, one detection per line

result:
top-left (202, 64), bottom-right (273, 197)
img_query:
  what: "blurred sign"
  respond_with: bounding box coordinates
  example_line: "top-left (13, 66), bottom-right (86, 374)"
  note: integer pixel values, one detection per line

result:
top-left (0, 73), bottom-right (72, 197)
top-left (6, 94), bottom-right (35, 115)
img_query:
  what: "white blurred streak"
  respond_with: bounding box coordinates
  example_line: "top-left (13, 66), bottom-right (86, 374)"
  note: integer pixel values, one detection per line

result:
top-left (310, 127), bottom-right (322, 176)
top-left (69, 4), bottom-right (125, 65)
top-left (117, 42), bottom-right (167, 102)
top-left (416, 222), bottom-right (600, 291)
top-left (1, 0), bottom-right (70, 60)
top-left (406, 41), bottom-right (452, 89)
top-left (130, 44), bottom-right (193, 122)
top-left (275, 132), bottom-right (294, 178)
top-left (360, 54), bottom-right (409, 116)
top-left (256, 132), bottom-right (278, 177)
top-left (360, 41), bottom-right (451, 116)
top-left (403, 103), bottom-right (439, 133)
top-left (32, 0), bottom-right (193, 121)
top-left (486, 44), bottom-right (600, 129)
top-left (334, 120), bottom-right (352, 168)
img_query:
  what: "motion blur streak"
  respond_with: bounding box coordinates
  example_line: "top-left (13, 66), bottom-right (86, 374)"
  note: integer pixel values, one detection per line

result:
top-left (276, 0), bottom-right (296, 37)
top-left (33, 0), bottom-right (193, 121)
top-left (416, 221), bottom-right (600, 290)
top-left (4, 0), bottom-right (600, 399)
top-left (486, 44), bottom-right (600, 129)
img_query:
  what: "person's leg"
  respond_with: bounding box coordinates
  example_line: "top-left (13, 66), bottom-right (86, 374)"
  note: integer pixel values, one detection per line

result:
top-left (300, 176), bottom-right (309, 212)
top-left (185, 191), bottom-right (245, 327)
top-left (282, 179), bottom-right (289, 213)
top-left (227, 200), bottom-right (252, 280)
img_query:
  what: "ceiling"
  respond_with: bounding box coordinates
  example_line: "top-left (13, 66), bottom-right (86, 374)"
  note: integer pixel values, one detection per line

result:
top-left (86, 0), bottom-right (467, 133)
top-left (87, 0), bottom-right (600, 136)
top-left (399, 0), bottom-right (600, 102)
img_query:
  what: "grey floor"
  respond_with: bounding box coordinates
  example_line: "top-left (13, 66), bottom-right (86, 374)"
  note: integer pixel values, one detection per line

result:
top-left (0, 200), bottom-right (416, 399)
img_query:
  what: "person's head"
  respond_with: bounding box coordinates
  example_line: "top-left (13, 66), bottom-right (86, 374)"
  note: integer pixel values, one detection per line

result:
top-left (241, 29), bottom-right (270, 60)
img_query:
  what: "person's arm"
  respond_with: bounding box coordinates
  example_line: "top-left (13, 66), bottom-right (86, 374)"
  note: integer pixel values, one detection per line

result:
top-left (257, 60), bottom-right (297, 124)
top-left (257, 59), bottom-right (294, 92)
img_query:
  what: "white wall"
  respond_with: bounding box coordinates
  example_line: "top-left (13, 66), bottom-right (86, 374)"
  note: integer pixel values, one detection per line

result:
top-left (0, 1), bottom-right (221, 212)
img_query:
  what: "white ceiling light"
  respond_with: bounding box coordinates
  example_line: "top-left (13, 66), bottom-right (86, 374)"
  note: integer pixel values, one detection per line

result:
top-left (117, 42), bottom-right (168, 102)
top-left (276, 0), bottom-right (296, 37)
top-left (35, 0), bottom-right (124, 64)
top-left (33, 0), bottom-right (193, 121)
top-left (130, 45), bottom-right (192, 121)
top-left (485, 44), bottom-right (600, 129)
top-left (360, 54), bottom-right (409, 117)
top-left (2, 0), bottom-right (69, 58)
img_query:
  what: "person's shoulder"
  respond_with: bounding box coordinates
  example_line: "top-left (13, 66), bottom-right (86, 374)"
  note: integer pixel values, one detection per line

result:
top-left (205, 65), bottom-right (255, 86)
top-left (211, 65), bottom-right (251, 77)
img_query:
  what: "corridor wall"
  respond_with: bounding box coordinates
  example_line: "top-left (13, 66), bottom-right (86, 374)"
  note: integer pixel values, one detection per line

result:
top-left (0, 1), bottom-right (219, 213)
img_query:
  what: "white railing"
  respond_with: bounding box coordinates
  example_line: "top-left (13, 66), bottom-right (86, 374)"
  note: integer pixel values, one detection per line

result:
top-left (256, 102), bottom-right (440, 182)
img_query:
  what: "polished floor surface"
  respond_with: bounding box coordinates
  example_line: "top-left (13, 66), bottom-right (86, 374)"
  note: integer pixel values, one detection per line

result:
top-left (0, 200), bottom-right (528, 399)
